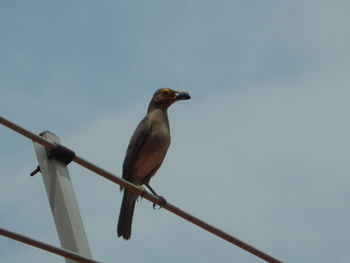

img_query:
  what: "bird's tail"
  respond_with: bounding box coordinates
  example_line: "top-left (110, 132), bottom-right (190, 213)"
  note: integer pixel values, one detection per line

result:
top-left (117, 190), bottom-right (137, 240)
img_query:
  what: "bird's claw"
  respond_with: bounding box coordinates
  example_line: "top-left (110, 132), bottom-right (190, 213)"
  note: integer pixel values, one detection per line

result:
top-left (153, 196), bottom-right (167, 209)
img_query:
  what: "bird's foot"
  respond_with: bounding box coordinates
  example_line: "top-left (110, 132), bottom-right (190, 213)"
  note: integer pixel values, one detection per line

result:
top-left (136, 185), bottom-right (146, 202)
top-left (143, 183), bottom-right (167, 208)
top-left (153, 196), bottom-right (167, 209)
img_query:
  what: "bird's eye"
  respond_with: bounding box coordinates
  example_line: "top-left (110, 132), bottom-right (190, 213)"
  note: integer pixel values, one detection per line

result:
top-left (161, 89), bottom-right (170, 96)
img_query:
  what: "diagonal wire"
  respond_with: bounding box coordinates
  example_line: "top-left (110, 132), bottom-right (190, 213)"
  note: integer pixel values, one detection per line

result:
top-left (0, 228), bottom-right (101, 263)
top-left (0, 115), bottom-right (284, 263)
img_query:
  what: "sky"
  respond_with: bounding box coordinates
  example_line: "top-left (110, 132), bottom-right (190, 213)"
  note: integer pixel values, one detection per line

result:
top-left (1, 1), bottom-right (350, 262)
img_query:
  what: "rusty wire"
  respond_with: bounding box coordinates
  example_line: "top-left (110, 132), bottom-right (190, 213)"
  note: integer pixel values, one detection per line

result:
top-left (0, 115), bottom-right (283, 263)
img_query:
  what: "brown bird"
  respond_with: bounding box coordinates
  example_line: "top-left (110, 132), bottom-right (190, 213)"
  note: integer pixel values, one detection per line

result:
top-left (117, 88), bottom-right (191, 240)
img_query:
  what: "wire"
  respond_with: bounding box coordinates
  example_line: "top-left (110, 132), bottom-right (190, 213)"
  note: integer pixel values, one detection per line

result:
top-left (0, 228), bottom-right (101, 263)
top-left (0, 115), bottom-right (284, 263)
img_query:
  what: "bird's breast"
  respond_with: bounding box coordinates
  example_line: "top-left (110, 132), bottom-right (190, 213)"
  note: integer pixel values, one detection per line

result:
top-left (133, 125), bottom-right (171, 181)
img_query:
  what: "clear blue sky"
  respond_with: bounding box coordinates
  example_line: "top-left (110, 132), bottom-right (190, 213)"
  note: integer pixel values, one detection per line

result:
top-left (1, 1), bottom-right (350, 262)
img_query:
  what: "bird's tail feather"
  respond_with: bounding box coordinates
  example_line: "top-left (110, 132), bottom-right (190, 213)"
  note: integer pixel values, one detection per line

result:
top-left (117, 191), bottom-right (137, 240)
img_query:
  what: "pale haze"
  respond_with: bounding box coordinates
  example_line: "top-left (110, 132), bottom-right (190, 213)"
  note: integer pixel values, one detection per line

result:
top-left (1, 1), bottom-right (350, 263)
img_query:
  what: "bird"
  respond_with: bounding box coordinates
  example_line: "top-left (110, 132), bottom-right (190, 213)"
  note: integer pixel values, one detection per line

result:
top-left (117, 88), bottom-right (191, 240)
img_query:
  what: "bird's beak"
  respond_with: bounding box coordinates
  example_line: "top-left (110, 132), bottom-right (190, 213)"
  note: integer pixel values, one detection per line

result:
top-left (174, 91), bottom-right (191, 100)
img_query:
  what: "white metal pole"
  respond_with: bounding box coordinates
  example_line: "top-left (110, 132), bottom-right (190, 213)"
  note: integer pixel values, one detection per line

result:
top-left (33, 131), bottom-right (92, 263)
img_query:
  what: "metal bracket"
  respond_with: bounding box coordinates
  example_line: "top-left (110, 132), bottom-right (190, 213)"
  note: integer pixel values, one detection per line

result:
top-left (46, 144), bottom-right (76, 165)
top-left (30, 132), bottom-right (75, 177)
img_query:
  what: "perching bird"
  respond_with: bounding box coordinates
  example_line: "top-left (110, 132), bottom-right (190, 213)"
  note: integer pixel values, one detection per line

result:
top-left (117, 88), bottom-right (191, 240)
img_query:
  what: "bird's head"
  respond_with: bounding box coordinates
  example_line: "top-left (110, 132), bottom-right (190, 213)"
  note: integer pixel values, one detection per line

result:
top-left (148, 88), bottom-right (191, 111)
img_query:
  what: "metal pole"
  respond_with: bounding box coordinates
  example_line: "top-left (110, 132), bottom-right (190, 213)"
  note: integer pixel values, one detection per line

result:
top-left (33, 131), bottom-right (92, 263)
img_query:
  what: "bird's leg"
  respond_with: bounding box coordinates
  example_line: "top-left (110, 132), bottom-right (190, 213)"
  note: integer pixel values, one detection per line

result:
top-left (145, 183), bottom-right (167, 209)
top-left (145, 183), bottom-right (158, 196)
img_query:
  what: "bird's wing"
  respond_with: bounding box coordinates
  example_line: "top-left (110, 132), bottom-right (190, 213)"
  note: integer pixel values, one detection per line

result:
top-left (122, 116), bottom-right (152, 182)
